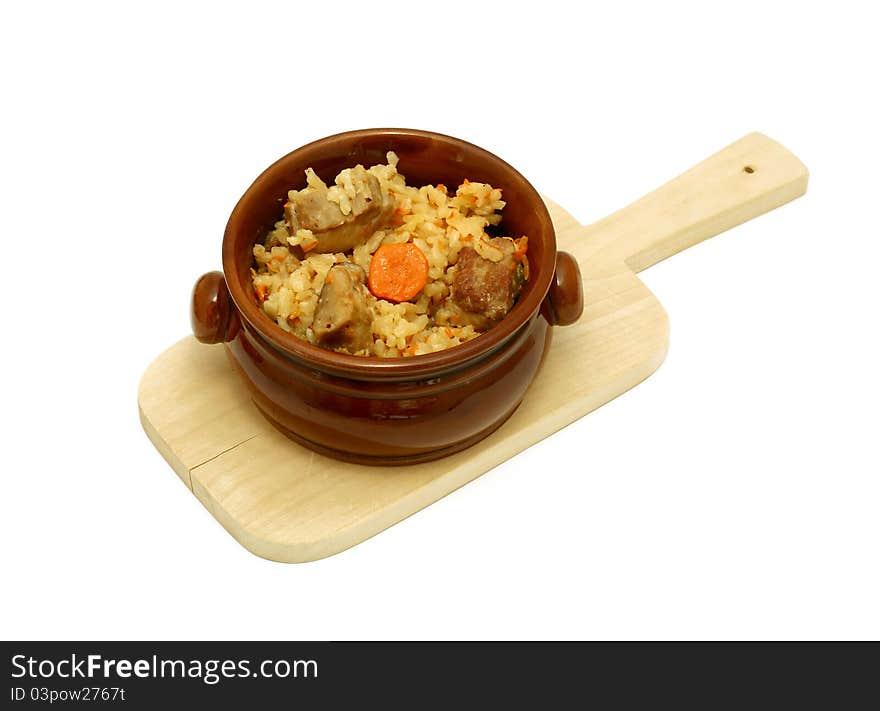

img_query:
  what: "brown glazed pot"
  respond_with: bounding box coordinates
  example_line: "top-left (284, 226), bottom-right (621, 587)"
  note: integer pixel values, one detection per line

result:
top-left (191, 129), bottom-right (583, 465)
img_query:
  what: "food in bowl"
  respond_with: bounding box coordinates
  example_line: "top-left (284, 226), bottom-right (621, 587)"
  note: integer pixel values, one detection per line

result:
top-left (250, 152), bottom-right (529, 357)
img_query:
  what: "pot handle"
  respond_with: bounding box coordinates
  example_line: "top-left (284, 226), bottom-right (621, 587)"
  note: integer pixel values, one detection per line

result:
top-left (191, 271), bottom-right (239, 344)
top-left (543, 251), bottom-right (584, 326)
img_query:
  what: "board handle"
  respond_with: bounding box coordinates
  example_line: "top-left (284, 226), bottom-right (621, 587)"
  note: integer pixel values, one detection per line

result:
top-left (591, 132), bottom-right (808, 272)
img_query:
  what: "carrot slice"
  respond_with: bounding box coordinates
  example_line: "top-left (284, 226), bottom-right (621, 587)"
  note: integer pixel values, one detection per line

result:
top-left (368, 242), bottom-right (430, 303)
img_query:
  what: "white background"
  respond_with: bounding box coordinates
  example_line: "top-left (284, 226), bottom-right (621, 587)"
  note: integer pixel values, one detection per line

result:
top-left (2, 1), bottom-right (878, 640)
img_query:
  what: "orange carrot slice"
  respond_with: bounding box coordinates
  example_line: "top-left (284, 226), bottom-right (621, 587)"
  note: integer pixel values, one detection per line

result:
top-left (368, 242), bottom-right (430, 303)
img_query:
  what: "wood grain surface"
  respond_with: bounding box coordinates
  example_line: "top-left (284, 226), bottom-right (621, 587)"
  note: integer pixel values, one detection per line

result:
top-left (138, 133), bottom-right (808, 562)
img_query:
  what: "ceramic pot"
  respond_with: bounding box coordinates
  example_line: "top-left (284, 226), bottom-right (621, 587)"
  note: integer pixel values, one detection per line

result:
top-left (191, 129), bottom-right (583, 465)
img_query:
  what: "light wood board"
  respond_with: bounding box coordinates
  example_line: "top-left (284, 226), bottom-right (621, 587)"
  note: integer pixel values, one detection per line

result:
top-left (139, 132), bottom-right (808, 562)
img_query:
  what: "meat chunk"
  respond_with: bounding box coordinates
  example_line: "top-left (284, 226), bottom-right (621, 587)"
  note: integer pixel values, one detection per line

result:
top-left (313, 264), bottom-right (373, 352)
top-left (450, 237), bottom-right (525, 323)
top-left (290, 191), bottom-right (346, 232)
top-left (433, 300), bottom-right (491, 331)
top-left (285, 169), bottom-right (396, 254)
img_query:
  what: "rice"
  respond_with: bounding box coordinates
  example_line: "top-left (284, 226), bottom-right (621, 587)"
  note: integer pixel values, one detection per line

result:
top-left (250, 152), bottom-right (524, 357)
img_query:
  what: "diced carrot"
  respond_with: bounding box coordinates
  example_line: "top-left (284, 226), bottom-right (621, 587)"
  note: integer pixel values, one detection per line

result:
top-left (301, 240), bottom-right (318, 253)
top-left (255, 284), bottom-right (268, 303)
top-left (368, 242), bottom-right (430, 303)
top-left (391, 204), bottom-right (410, 227)
top-left (445, 328), bottom-right (454, 337)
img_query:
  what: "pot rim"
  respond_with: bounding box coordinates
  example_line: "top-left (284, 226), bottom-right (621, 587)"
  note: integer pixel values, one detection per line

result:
top-left (222, 127), bottom-right (557, 379)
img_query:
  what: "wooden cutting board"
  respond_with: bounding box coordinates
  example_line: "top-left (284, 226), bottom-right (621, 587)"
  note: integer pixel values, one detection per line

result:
top-left (139, 132), bottom-right (808, 563)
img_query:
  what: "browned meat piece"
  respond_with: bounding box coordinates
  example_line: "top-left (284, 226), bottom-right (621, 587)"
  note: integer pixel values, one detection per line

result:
top-left (285, 172), bottom-right (396, 254)
top-left (433, 300), bottom-right (492, 331)
top-left (313, 264), bottom-right (373, 352)
top-left (290, 191), bottom-right (346, 232)
top-left (451, 237), bottom-right (525, 323)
